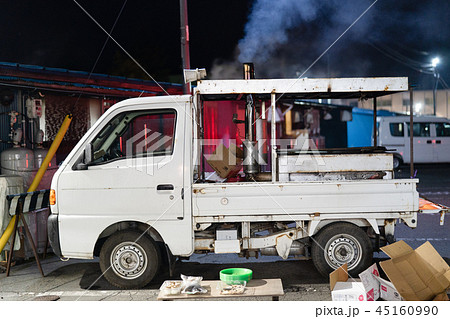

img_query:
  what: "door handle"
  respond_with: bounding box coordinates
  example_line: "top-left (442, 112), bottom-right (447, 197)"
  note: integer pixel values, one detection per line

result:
top-left (436, 140), bottom-right (441, 144)
top-left (427, 140), bottom-right (432, 144)
top-left (157, 184), bottom-right (174, 191)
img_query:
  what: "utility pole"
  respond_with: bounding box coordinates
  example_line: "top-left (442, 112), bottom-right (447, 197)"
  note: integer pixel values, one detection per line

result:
top-left (431, 57), bottom-right (440, 116)
top-left (180, 0), bottom-right (191, 94)
top-left (433, 71), bottom-right (439, 116)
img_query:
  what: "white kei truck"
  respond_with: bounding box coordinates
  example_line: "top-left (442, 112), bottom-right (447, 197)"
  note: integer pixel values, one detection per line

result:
top-left (47, 69), bottom-right (443, 289)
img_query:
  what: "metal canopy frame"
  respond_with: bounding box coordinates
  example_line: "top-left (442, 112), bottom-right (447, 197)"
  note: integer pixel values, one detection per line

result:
top-left (194, 76), bottom-right (409, 182)
top-left (196, 77), bottom-right (408, 101)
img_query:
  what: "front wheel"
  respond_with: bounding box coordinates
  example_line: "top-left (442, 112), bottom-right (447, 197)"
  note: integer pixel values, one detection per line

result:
top-left (99, 230), bottom-right (160, 289)
top-left (311, 223), bottom-right (373, 277)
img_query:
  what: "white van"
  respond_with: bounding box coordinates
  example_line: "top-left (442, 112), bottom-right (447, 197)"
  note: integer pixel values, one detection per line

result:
top-left (378, 116), bottom-right (450, 168)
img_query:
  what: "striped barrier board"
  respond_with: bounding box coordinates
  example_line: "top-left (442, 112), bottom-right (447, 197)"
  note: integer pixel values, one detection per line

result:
top-left (4, 189), bottom-right (48, 277)
top-left (6, 189), bottom-right (50, 216)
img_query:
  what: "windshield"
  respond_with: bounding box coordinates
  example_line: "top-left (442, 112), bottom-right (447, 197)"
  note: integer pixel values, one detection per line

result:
top-left (90, 109), bottom-right (176, 164)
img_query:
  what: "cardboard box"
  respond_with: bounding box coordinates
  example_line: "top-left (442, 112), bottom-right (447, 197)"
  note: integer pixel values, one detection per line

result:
top-left (380, 241), bottom-right (450, 301)
top-left (330, 260), bottom-right (412, 302)
top-left (358, 263), bottom-right (381, 301)
top-left (332, 280), bottom-right (368, 301)
top-left (330, 263), bottom-right (375, 301)
top-left (377, 277), bottom-right (402, 301)
top-left (206, 143), bottom-right (243, 179)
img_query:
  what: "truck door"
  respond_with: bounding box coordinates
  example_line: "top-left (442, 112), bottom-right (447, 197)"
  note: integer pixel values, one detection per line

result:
top-left (407, 122), bottom-right (434, 163)
top-left (434, 122), bottom-right (450, 162)
top-left (382, 121), bottom-right (407, 161)
top-left (58, 103), bottom-right (186, 226)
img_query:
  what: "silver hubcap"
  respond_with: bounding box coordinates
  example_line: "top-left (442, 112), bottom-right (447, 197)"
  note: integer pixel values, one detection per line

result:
top-left (324, 234), bottom-right (362, 270)
top-left (111, 242), bottom-right (147, 279)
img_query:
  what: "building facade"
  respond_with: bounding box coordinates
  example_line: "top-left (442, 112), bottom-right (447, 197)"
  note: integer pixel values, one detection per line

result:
top-left (0, 62), bottom-right (182, 161)
top-left (356, 89), bottom-right (450, 118)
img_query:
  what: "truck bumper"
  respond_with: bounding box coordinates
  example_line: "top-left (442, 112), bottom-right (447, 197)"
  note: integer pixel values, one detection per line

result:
top-left (47, 214), bottom-right (63, 258)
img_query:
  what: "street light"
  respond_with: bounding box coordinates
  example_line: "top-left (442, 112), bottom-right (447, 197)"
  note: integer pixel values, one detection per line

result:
top-left (431, 57), bottom-right (440, 68)
top-left (432, 57), bottom-right (440, 115)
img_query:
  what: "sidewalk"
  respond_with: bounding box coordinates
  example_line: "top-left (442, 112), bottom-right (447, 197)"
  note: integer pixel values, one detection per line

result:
top-left (0, 255), bottom-right (331, 301)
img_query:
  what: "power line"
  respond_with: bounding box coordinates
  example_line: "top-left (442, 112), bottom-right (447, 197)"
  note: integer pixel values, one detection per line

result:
top-left (439, 77), bottom-right (449, 90)
top-left (72, 0), bottom-right (200, 128)
top-left (71, 0), bottom-right (128, 114)
top-left (250, 0), bottom-right (380, 126)
top-left (392, 41), bottom-right (430, 57)
top-left (296, 0), bottom-right (379, 79)
top-left (368, 42), bottom-right (434, 74)
top-left (89, 1), bottom-right (128, 80)
top-left (72, 0), bottom-right (172, 98)
top-left (373, 41), bottom-right (426, 68)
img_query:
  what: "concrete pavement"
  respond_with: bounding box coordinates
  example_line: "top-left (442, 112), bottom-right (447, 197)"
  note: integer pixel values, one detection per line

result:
top-left (0, 255), bottom-right (332, 301)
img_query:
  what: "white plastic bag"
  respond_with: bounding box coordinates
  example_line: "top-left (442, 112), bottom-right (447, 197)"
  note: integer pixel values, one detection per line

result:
top-left (181, 274), bottom-right (207, 294)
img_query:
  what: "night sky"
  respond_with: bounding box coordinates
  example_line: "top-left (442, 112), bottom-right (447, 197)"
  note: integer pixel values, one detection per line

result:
top-left (0, 0), bottom-right (448, 90)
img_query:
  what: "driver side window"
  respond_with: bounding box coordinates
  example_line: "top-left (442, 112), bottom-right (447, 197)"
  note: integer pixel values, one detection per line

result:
top-left (90, 109), bottom-right (176, 164)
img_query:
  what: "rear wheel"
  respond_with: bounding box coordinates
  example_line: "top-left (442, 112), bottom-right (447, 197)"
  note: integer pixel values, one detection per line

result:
top-left (393, 156), bottom-right (402, 170)
top-left (99, 230), bottom-right (160, 289)
top-left (311, 223), bottom-right (373, 277)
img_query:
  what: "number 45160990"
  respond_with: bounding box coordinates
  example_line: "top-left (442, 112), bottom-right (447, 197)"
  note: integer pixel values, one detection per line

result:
top-left (376, 306), bottom-right (438, 316)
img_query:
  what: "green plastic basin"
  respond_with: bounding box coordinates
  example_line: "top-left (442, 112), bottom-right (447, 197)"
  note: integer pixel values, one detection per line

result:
top-left (219, 268), bottom-right (253, 284)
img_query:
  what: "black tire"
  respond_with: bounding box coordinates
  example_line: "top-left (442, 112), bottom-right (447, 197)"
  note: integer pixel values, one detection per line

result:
top-left (393, 156), bottom-right (402, 170)
top-left (99, 230), bottom-right (160, 289)
top-left (311, 223), bottom-right (373, 277)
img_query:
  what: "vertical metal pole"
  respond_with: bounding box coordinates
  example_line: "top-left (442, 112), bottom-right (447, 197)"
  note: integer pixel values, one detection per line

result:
top-left (446, 90), bottom-right (448, 119)
top-left (243, 63), bottom-right (255, 141)
top-left (433, 70), bottom-right (439, 115)
top-left (200, 99), bottom-right (205, 181)
top-left (241, 222), bottom-right (250, 249)
top-left (19, 90), bottom-right (26, 148)
top-left (180, 0), bottom-right (191, 94)
top-left (373, 97), bottom-right (377, 147)
top-left (271, 93), bottom-right (277, 182)
top-left (446, 91), bottom-right (448, 119)
top-left (410, 88), bottom-right (414, 178)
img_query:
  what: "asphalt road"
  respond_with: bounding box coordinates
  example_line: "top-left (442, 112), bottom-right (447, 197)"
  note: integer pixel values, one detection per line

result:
top-left (0, 164), bottom-right (449, 301)
top-left (394, 164), bottom-right (450, 257)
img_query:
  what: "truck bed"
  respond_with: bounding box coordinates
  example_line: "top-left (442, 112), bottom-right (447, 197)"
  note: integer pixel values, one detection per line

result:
top-left (193, 179), bottom-right (419, 219)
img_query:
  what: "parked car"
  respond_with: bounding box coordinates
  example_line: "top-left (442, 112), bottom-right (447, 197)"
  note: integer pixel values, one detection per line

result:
top-left (378, 116), bottom-right (450, 169)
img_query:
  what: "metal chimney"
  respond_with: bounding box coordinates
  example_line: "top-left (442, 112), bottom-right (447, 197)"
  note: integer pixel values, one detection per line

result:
top-left (242, 63), bottom-right (259, 178)
top-left (243, 63), bottom-right (255, 80)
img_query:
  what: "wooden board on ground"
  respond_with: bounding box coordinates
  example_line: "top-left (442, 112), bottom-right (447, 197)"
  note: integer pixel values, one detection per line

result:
top-left (157, 278), bottom-right (284, 301)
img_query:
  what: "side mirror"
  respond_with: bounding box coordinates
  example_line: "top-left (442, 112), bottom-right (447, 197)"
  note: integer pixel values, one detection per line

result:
top-left (85, 143), bottom-right (93, 164)
top-left (76, 143), bottom-right (94, 170)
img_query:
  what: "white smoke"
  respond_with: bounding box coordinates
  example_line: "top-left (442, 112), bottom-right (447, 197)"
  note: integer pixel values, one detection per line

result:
top-left (209, 59), bottom-right (242, 80)
top-left (209, 0), bottom-right (449, 85)
top-left (211, 0), bottom-right (376, 79)
top-left (238, 0), bottom-right (319, 63)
